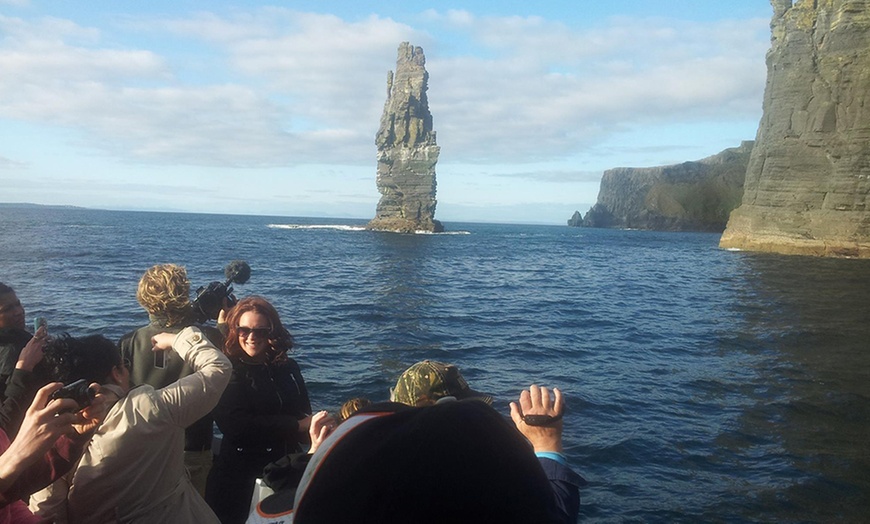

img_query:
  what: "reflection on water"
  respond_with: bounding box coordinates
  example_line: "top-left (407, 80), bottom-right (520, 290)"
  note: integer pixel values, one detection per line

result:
top-left (728, 254), bottom-right (870, 522)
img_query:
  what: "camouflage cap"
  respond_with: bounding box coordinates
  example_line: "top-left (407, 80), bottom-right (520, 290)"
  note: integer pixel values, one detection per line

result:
top-left (391, 360), bottom-right (493, 406)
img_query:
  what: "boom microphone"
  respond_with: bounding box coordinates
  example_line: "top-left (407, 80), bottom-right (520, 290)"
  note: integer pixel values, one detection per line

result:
top-left (224, 260), bottom-right (251, 286)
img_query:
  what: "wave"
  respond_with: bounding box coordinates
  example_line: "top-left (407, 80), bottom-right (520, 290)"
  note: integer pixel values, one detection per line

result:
top-left (267, 224), bottom-right (367, 231)
top-left (403, 229), bottom-right (470, 235)
top-left (268, 224), bottom-right (470, 235)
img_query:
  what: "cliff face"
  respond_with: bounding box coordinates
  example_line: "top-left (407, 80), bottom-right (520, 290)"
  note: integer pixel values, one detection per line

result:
top-left (720, 0), bottom-right (870, 257)
top-left (366, 42), bottom-right (443, 233)
top-left (577, 142), bottom-right (753, 232)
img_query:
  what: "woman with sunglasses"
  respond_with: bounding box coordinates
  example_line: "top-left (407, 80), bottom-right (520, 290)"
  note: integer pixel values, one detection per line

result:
top-left (205, 296), bottom-right (312, 524)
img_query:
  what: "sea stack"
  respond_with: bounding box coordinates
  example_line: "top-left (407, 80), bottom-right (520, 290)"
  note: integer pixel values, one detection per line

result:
top-left (366, 42), bottom-right (443, 233)
top-left (719, 0), bottom-right (870, 257)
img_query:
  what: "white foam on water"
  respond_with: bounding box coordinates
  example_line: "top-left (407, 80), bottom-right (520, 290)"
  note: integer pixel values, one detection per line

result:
top-left (268, 224), bottom-right (471, 235)
top-left (267, 224), bottom-right (367, 231)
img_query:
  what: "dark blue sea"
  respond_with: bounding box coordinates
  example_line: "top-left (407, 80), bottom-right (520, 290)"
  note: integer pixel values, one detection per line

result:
top-left (2, 206), bottom-right (869, 523)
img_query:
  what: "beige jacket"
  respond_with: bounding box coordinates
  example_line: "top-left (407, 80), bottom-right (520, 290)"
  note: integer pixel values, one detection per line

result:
top-left (30, 327), bottom-right (231, 523)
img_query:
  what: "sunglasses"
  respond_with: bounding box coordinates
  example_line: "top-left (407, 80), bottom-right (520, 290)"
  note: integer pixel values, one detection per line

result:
top-left (237, 326), bottom-right (272, 339)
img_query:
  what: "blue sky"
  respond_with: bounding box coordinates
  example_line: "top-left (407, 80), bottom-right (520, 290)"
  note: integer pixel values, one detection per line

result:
top-left (0, 1), bottom-right (772, 224)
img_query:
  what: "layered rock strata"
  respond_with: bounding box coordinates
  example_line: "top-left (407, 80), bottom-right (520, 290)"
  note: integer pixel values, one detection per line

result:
top-left (720, 0), bottom-right (870, 257)
top-left (366, 42), bottom-right (443, 233)
top-left (576, 142), bottom-right (753, 232)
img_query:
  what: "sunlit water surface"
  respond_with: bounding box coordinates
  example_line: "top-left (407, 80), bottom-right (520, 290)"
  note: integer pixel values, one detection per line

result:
top-left (2, 207), bottom-right (868, 523)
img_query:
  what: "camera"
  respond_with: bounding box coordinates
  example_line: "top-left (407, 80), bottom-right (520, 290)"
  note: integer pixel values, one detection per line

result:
top-left (192, 260), bottom-right (251, 323)
top-left (50, 379), bottom-right (97, 409)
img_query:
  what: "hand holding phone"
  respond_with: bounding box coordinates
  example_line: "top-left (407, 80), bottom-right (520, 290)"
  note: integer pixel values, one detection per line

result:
top-left (154, 350), bottom-right (166, 369)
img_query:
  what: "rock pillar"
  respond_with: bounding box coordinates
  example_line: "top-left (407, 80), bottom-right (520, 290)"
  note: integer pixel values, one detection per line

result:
top-left (366, 42), bottom-right (443, 233)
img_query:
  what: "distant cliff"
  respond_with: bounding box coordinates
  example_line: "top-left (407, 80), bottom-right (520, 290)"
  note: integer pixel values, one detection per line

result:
top-left (366, 42), bottom-right (443, 234)
top-left (575, 142), bottom-right (753, 232)
top-left (567, 211), bottom-right (583, 227)
top-left (720, 0), bottom-right (870, 257)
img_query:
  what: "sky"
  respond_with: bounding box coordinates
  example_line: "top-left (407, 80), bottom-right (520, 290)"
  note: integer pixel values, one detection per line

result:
top-left (0, 1), bottom-right (772, 224)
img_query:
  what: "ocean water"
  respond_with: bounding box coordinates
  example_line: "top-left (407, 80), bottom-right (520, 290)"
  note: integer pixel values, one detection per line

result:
top-left (2, 206), bottom-right (869, 523)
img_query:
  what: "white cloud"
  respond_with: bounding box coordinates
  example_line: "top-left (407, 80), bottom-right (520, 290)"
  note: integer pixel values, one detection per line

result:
top-left (495, 170), bottom-right (604, 183)
top-left (425, 13), bottom-right (768, 162)
top-left (5, 14), bottom-right (97, 36)
top-left (0, 9), bottom-right (768, 173)
top-left (0, 155), bottom-right (26, 169)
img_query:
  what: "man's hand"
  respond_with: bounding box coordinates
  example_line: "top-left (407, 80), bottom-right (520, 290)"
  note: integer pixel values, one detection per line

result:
top-left (150, 332), bottom-right (176, 351)
top-left (509, 385), bottom-right (564, 453)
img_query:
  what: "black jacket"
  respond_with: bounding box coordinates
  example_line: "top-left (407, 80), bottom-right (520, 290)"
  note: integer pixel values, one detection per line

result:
top-left (212, 356), bottom-right (311, 461)
top-left (0, 327), bottom-right (31, 400)
top-left (0, 368), bottom-right (40, 438)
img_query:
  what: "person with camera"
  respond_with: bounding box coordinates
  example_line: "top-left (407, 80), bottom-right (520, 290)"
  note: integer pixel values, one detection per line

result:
top-left (205, 296), bottom-right (313, 524)
top-left (0, 381), bottom-right (105, 524)
top-left (29, 328), bottom-right (231, 523)
top-left (119, 264), bottom-right (225, 496)
top-left (0, 322), bottom-right (51, 440)
top-left (0, 283), bottom-right (36, 401)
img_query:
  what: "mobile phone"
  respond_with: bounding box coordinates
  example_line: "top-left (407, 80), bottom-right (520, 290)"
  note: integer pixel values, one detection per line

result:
top-left (34, 317), bottom-right (47, 332)
top-left (154, 350), bottom-right (166, 369)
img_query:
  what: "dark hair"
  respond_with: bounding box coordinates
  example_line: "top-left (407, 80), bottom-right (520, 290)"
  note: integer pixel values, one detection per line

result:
top-left (0, 282), bottom-right (14, 295)
top-left (224, 296), bottom-right (293, 361)
top-left (42, 334), bottom-right (121, 385)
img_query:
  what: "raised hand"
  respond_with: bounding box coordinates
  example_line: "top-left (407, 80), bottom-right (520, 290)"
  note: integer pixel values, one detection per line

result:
top-left (150, 332), bottom-right (176, 351)
top-left (16, 326), bottom-right (49, 371)
top-left (509, 385), bottom-right (564, 453)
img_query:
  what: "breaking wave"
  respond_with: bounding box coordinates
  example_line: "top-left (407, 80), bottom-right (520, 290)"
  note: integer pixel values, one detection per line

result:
top-left (267, 224), bottom-right (470, 235)
top-left (267, 224), bottom-right (367, 231)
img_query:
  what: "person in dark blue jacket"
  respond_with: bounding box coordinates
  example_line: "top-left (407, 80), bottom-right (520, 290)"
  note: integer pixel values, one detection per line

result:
top-left (510, 384), bottom-right (586, 523)
top-left (205, 296), bottom-right (312, 524)
top-left (391, 360), bottom-right (585, 522)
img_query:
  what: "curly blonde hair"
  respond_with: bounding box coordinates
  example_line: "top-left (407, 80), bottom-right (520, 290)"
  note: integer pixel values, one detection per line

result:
top-left (136, 264), bottom-right (191, 327)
